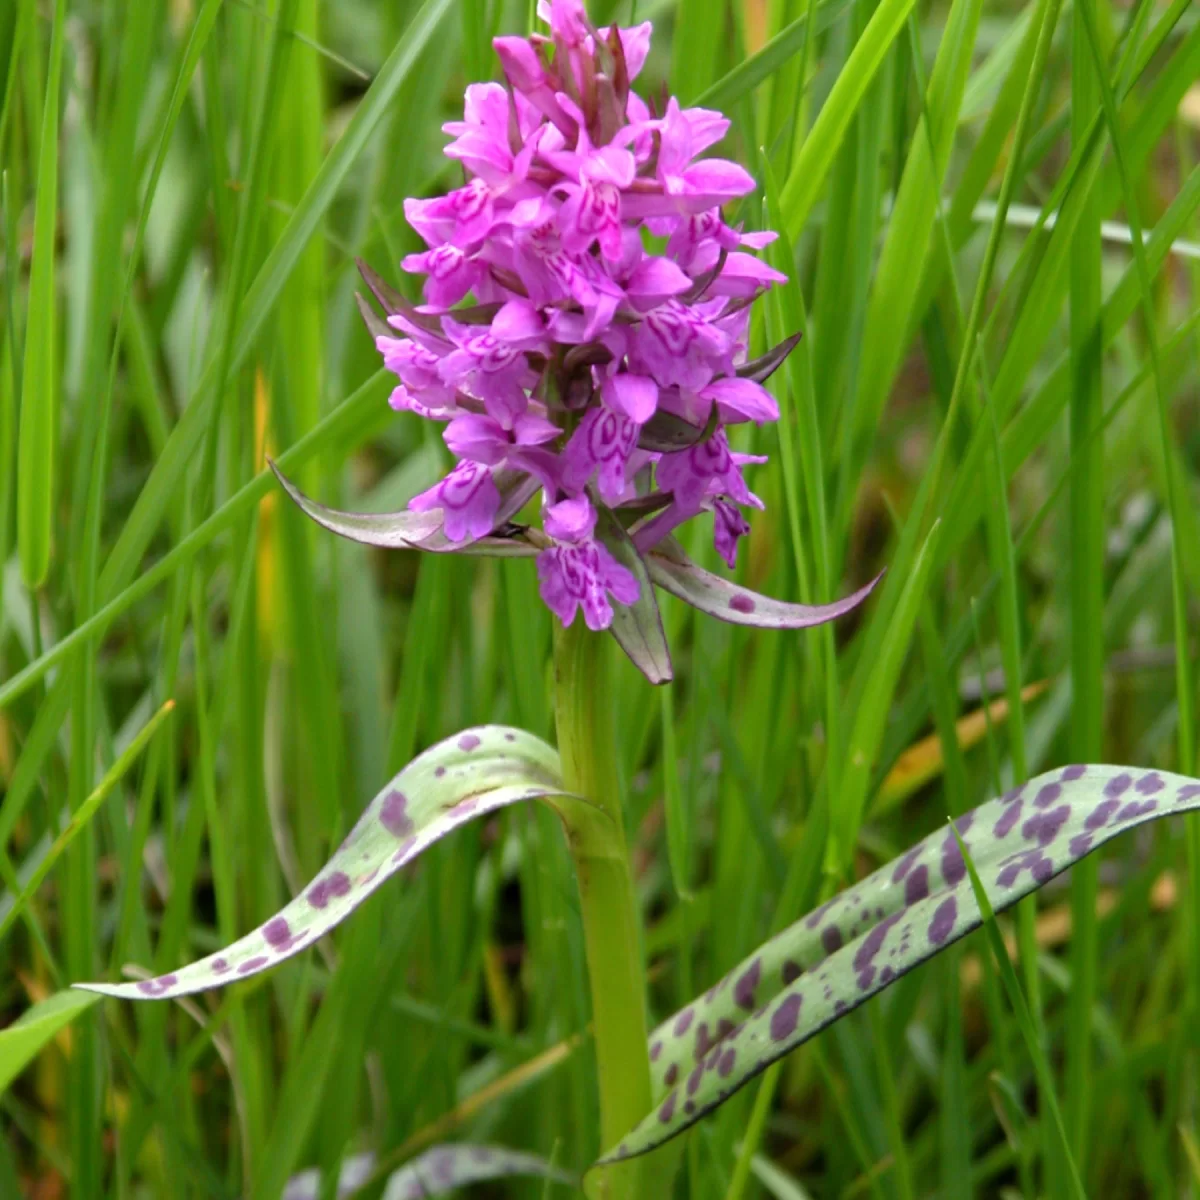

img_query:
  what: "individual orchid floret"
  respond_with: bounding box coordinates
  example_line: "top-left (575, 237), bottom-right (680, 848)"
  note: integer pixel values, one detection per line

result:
top-left (275, 0), bottom-right (885, 683)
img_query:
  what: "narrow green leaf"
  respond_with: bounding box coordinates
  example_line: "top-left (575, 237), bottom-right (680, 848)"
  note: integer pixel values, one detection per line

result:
top-left (779, 0), bottom-right (919, 237)
top-left (16, 0), bottom-right (65, 587)
top-left (0, 989), bottom-right (101, 1094)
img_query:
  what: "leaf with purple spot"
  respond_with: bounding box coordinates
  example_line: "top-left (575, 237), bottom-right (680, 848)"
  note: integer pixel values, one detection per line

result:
top-left (281, 1144), bottom-right (574, 1200)
top-left (74, 727), bottom-right (564, 1000)
top-left (645, 538), bottom-right (883, 629)
top-left (607, 764), bottom-right (1200, 1164)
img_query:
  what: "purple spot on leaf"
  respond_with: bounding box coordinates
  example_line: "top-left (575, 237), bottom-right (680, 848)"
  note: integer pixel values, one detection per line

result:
top-left (730, 594), bottom-right (756, 613)
top-left (1179, 785), bottom-right (1200, 802)
top-left (782, 960), bottom-right (803, 984)
top-left (1117, 799), bottom-right (1157, 822)
top-left (734, 959), bottom-right (761, 1011)
top-left (1086, 799), bottom-right (1119, 831)
top-left (1034, 782), bottom-right (1061, 809)
top-left (891, 847), bottom-right (920, 883)
top-left (674, 1007), bottom-right (693, 1036)
top-left (659, 1091), bottom-right (677, 1123)
top-left (665, 1063), bottom-right (678, 1087)
top-left (381, 790), bottom-right (413, 836)
top-left (1105, 773), bottom-right (1132, 798)
top-left (770, 993), bottom-right (802, 1041)
top-left (857, 967), bottom-right (876, 991)
top-left (263, 917), bottom-right (290, 946)
top-left (1030, 855), bottom-right (1053, 883)
top-left (905, 864), bottom-right (929, 906)
top-left (718, 1048), bottom-right (736, 1078)
top-left (650, 1040), bottom-right (662, 1062)
top-left (237, 956), bottom-right (268, 975)
top-left (941, 831), bottom-right (966, 886)
top-left (821, 925), bottom-right (843, 954)
top-left (1137, 773), bottom-right (1164, 795)
top-left (1062, 765), bottom-right (1086, 781)
top-left (458, 734), bottom-right (481, 752)
top-left (928, 897), bottom-right (957, 945)
top-left (1022, 804), bottom-right (1070, 847)
top-left (1068, 834), bottom-right (1092, 857)
top-left (853, 913), bottom-right (901, 974)
top-left (687, 1064), bottom-right (704, 1095)
top-left (994, 798), bottom-right (1023, 839)
top-left (212, 958), bottom-right (229, 974)
top-left (880, 965), bottom-right (894, 984)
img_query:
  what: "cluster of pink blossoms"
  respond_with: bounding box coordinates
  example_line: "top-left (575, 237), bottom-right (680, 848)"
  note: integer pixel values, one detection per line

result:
top-left (376, 0), bottom-right (788, 631)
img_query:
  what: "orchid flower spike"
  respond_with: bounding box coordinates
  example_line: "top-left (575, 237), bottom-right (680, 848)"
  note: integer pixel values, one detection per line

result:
top-left (275, 0), bottom-right (881, 681)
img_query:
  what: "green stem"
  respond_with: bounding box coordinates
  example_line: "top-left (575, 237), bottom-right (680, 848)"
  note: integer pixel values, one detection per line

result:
top-left (553, 620), bottom-right (653, 1199)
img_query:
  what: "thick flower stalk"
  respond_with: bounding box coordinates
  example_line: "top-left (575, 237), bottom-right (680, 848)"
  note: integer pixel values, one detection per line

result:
top-left (376, 2), bottom-right (788, 632)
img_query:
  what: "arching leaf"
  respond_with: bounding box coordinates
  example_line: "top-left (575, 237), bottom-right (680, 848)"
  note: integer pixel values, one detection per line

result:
top-left (645, 539), bottom-right (884, 629)
top-left (75, 727), bottom-right (564, 1000)
top-left (281, 1145), bottom-right (574, 1200)
top-left (604, 764), bottom-right (1200, 1164)
top-left (270, 463), bottom-right (540, 557)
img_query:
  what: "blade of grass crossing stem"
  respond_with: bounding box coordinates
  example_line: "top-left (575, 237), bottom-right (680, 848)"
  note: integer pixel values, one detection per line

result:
top-left (827, 521), bottom-right (942, 880)
top-left (779, 0), bottom-right (918, 237)
top-left (725, 1061), bottom-right (783, 1200)
top-left (1064, 2), bottom-right (1106, 1179)
top-left (16, 0), bottom-right (64, 589)
top-left (95, 0), bottom-right (453, 605)
top-left (951, 827), bottom-right (1087, 1199)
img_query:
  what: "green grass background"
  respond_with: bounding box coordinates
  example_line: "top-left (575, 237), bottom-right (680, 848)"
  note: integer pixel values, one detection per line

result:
top-left (3, 0), bottom-right (1200, 1194)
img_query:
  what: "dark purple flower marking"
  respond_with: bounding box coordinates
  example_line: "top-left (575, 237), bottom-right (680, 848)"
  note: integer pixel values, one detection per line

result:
top-left (928, 897), bottom-right (957, 945)
top-left (769, 993), bottom-right (802, 1041)
top-left (381, 790), bottom-right (413, 836)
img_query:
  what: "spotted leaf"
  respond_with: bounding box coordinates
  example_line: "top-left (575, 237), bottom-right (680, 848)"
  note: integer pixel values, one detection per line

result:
top-left (270, 463), bottom-right (540, 557)
top-left (75, 727), bottom-right (564, 1000)
top-left (645, 538), bottom-right (884, 628)
top-left (281, 1144), bottom-right (574, 1200)
top-left (608, 764), bottom-right (1200, 1164)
